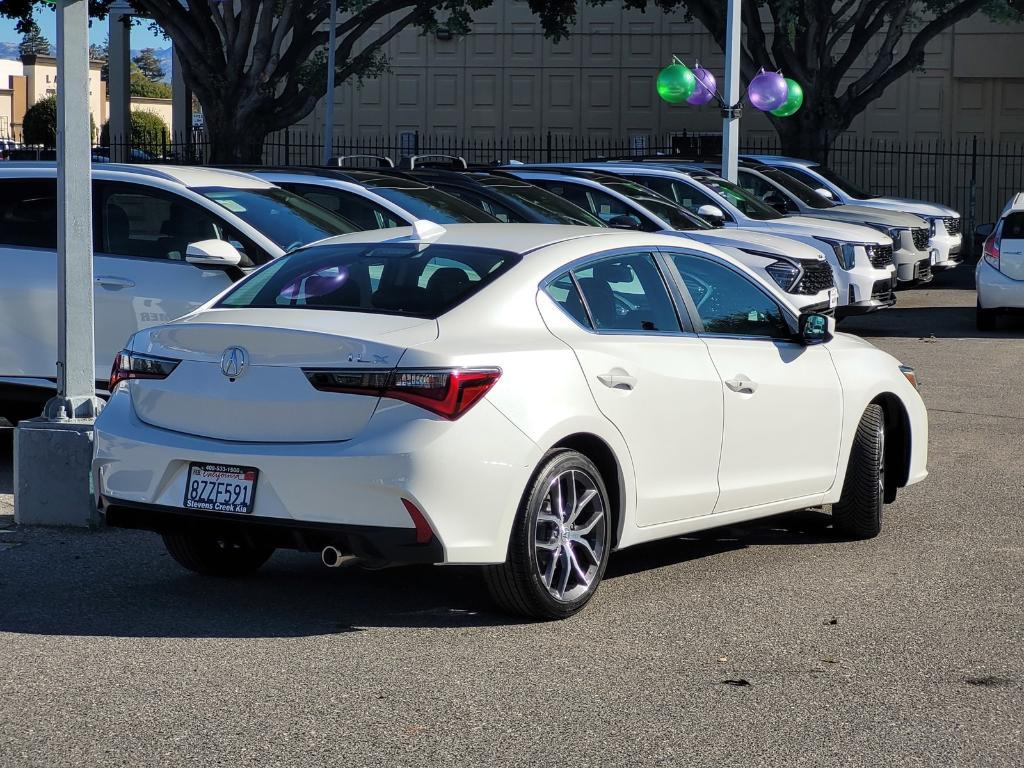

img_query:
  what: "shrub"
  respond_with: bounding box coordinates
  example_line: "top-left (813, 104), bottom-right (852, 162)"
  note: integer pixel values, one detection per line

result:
top-left (99, 109), bottom-right (169, 147)
top-left (23, 96), bottom-right (98, 146)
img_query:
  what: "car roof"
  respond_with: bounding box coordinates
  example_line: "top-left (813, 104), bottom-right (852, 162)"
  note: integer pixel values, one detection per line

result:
top-left (0, 161), bottom-right (273, 189)
top-left (742, 155), bottom-right (818, 168)
top-left (243, 166), bottom-right (432, 189)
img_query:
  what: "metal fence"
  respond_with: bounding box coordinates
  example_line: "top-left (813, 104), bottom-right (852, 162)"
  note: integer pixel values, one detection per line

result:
top-left (92, 130), bottom-right (1024, 234)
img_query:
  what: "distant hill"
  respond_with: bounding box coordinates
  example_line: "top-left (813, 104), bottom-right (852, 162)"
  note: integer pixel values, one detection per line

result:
top-left (0, 43), bottom-right (172, 82)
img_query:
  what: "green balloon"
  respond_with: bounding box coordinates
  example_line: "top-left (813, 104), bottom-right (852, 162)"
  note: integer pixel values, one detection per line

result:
top-left (770, 78), bottom-right (804, 117)
top-left (657, 64), bottom-right (697, 104)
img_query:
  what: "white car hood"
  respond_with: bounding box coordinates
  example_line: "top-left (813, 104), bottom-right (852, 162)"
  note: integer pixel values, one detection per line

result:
top-left (761, 215), bottom-right (890, 245)
top-left (677, 228), bottom-right (827, 262)
top-left (849, 197), bottom-right (958, 218)
top-left (824, 205), bottom-right (929, 229)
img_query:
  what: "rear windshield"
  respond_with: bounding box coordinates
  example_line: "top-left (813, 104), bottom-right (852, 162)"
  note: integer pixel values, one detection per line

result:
top-left (197, 186), bottom-right (358, 251)
top-left (367, 185), bottom-right (498, 224)
top-left (218, 242), bottom-right (519, 319)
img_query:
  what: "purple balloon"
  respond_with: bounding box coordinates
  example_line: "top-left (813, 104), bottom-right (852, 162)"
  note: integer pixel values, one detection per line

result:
top-left (686, 66), bottom-right (717, 106)
top-left (748, 71), bottom-right (789, 112)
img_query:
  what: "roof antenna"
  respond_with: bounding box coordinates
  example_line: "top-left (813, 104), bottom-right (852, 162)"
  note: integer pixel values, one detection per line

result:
top-left (410, 220), bottom-right (446, 241)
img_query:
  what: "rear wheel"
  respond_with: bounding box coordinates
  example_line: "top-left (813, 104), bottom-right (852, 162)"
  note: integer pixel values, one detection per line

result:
top-left (832, 404), bottom-right (886, 539)
top-left (162, 533), bottom-right (273, 576)
top-left (976, 302), bottom-right (998, 331)
top-left (484, 450), bottom-right (611, 620)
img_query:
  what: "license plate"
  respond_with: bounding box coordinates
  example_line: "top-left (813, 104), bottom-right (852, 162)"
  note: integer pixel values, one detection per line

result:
top-left (183, 463), bottom-right (259, 514)
top-left (827, 288), bottom-right (839, 309)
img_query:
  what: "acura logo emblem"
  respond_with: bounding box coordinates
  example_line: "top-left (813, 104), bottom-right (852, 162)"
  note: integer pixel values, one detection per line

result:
top-left (221, 346), bottom-right (249, 379)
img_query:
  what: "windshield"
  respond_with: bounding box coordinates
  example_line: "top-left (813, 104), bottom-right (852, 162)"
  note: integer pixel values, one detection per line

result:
top-left (486, 181), bottom-right (606, 226)
top-left (811, 165), bottom-right (877, 200)
top-left (602, 180), bottom-right (710, 231)
top-left (693, 175), bottom-right (782, 220)
top-left (760, 168), bottom-right (836, 209)
top-left (368, 185), bottom-right (498, 223)
top-left (218, 242), bottom-right (519, 319)
top-left (197, 186), bottom-right (357, 251)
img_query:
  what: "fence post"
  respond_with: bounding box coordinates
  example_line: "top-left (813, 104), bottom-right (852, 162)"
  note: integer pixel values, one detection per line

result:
top-left (284, 128), bottom-right (291, 165)
top-left (161, 129), bottom-right (167, 162)
top-left (546, 131), bottom-right (552, 163)
top-left (968, 134), bottom-right (978, 258)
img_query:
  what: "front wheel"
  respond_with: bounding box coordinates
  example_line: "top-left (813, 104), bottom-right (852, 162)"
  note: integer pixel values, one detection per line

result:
top-left (162, 533), bottom-right (273, 576)
top-left (832, 404), bottom-right (886, 539)
top-left (484, 450), bottom-right (612, 620)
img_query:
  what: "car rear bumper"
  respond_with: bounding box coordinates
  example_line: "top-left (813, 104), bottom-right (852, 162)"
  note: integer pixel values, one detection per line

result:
top-left (976, 258), bottom-right (1024, 310)
top-left (102, 498), bottom-right (445, 563)
top-left (93, 391), bottom-right (542, 564)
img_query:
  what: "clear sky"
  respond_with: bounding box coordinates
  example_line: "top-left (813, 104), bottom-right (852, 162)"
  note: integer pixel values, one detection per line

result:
top-left (0, 8), bottom-right (167, 49)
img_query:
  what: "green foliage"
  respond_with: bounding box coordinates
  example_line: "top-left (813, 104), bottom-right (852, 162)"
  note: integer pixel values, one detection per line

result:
top-left (99, 109), bottom-right (168, 146)
top-left (22, 95), bottom-right (97, 146)
top-left (132, 48), bottom-right (165, 81)
top-left (130, 63), bottom-right (172, 98)
top-left (18, 18), bottom-right (50, 56)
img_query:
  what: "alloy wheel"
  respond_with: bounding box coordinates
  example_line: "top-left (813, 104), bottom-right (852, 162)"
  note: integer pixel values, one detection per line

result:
top-left (533, 469), bottom-right (607, 602)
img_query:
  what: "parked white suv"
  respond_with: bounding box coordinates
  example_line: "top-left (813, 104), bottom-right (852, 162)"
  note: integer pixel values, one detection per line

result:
top-left (0, 164), bottom-right (356, 422)
top-left (976, 193), bottom-right (1024, 330)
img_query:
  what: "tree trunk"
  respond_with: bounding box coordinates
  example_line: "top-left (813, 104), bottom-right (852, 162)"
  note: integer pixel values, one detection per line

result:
top-left (773, 111), bottom-right (836, 163)
top-left (202, 106), bottom-right (273, 165)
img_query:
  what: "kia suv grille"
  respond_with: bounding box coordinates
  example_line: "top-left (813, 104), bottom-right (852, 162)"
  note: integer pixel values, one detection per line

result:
top-left (942, 217), bottom-right (961, 235)
top-left (912, 227), bottom-right (930, 250)
top-left (793, 262), bottom-right (835, 295)
top-left (867, 244), bottom-right (894, 269)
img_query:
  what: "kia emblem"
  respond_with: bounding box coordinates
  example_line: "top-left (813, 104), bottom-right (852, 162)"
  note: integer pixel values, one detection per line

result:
top-left (221, 346), bottom-right (249, 379)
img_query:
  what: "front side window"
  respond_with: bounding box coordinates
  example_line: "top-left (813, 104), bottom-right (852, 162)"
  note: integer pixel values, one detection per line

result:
top-left (536, 181), bottom-right (657, 231)
top-left (760, 168), bottom-right (835, 209)
top-left (484, 182), bottom-right (605, 226)
top-left (625, 175), bottom-right (731, 223)
top-left (571, 252), bottom-right (680, 333)
top-left (218, 242), bottom-right (518, 319)
top-left (97, 183), bottom-right (269, 266)
top-left (809, 165), bottom-right (876, 200)
top-left (196, 186), bottom-right (357, 252)
top-left (440, 186), bottom-right (522, 223)
top-left (0, 178), bottom-right (57, 249)
top-left (690, 175), bottom-right (781, 221)
top-left (668, 252), bottom-right (791, 339)
top-left (281, 183), bottom-right (402, 230)
top-left (368, 184), bottom-right (498, 223)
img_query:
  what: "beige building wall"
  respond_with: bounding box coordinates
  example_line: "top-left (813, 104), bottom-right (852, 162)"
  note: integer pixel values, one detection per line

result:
top-left (288, 5), bottom-right (1024, 148)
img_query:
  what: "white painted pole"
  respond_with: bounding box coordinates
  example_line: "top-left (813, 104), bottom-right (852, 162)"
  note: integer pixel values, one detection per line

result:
top-left (721, 0), bottom-right (742, 182)
top-left (322, 0), bottom-right (337, 166)
top-left (51, 0), bottom-right (97, 419)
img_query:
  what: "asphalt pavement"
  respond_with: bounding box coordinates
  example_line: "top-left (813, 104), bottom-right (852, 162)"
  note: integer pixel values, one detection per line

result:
top-left (1, 265), bottom-right (1021, 767)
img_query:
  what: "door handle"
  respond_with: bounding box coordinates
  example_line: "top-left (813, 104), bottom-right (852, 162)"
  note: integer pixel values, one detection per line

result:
top-left (725, 375), bottom-right (758, 394)
top-left (95, 276), bottom-right (136, 289)
top-left (597, 370), bottom-right (637, 390)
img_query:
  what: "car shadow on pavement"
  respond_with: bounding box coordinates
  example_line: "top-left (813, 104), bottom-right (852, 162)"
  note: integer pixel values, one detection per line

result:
top-left (840, 305), bottom-right (1024, 339)
top-left (0, 509), bottom-right (839, 637)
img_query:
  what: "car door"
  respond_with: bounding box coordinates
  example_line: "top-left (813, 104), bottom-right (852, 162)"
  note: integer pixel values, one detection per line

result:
top-left (0, 177), bottom-right (60, 378)
top-left (541, 250), bottom-right (723, 526)
top-left (664, 250), bottom-right (843, 512)
top-left (92, 181), bottom-right (262, 373)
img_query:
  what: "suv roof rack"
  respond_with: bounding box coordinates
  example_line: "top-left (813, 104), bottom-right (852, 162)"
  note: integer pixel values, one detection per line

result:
top-left (398, 154), bottom-right (468, 171)
top-left (325, 154), bottom-right (395, 168)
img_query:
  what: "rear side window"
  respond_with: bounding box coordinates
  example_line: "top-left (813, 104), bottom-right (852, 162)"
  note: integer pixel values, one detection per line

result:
top-left (0, 178), bottom-right (57, 248)
top-left (218, 242), bottom-right (519, 319)
top-left (1002, 213), bottom-right (1024, 238)
top-left (544, 273), bottom-right (591, 327)
top-left (570, 252), bottom-right (680, 333)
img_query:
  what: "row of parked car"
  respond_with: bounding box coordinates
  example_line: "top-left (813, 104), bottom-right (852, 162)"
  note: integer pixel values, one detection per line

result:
top-left (0, 154), bottom-right (964, 424)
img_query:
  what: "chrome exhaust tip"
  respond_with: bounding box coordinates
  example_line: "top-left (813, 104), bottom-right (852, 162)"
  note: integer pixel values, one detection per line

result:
top-left (321, 545), bottom-right (345, 568)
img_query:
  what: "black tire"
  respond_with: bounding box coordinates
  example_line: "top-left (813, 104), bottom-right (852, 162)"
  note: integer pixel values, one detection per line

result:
top-left (484, 450), bottom-right (612, 620)
top-left (976, 303), bottom-right (998, 331)
top-left (162, 533), bottom-right (273, 576)
top-left (832, 404), bottom-right (886, 539)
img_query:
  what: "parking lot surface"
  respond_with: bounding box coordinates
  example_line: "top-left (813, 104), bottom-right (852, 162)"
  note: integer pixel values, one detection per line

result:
top-left (1, 267), bottom-right (1021, 767)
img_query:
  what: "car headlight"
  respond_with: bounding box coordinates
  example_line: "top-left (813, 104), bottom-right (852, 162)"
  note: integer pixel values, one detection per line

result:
top-left (764, 259), bottom-right (801, 291)
top-left (816, 238), bottom-right (857, 270)
top-left (929, 218), bottom-right (940, 236)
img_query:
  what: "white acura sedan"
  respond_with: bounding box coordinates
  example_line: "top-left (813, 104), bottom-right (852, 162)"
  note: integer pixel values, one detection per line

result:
top-left (94, 223), bottom-right (928, 619)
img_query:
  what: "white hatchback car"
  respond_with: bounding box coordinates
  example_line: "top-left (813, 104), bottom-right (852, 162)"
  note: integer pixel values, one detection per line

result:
top-left (976, 193), bottom-right (1024, 330)
top-left (94, 224), bottom-right (928, 619)
top-left (0, 164), bottom-right (356, 422)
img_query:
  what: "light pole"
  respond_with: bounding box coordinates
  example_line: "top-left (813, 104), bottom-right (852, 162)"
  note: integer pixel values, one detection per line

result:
top-left (721, 0), bottom-right (742, 182)
top-left (322, 0), bottom-right (337, 166)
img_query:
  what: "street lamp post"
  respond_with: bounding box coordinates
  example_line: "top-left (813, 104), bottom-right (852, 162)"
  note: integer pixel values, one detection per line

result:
top-left (15, 0), bottom-right (103, 527)
top-left (721, 0), bottom-right (743, 182)
top-left (322, 0), bottom-right (337, 166)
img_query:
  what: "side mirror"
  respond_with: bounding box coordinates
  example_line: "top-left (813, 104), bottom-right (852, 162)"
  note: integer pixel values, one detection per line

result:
top-left (608, 214), bottom-right (643, 230)
top-left (185, 239), bottom-right (243, 268)
top-left (798, 312), bottom-right (835, 345)
top-left (696, 204), bottom-right (726, 224)
top-left (975, 223), bottom-right (995, 240)
top-left (814, 187), bottom-right (835, 200)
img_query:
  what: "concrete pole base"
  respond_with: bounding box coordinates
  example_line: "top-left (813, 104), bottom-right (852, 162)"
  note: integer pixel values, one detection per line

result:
top-left (14, 418), bottom-right (100, 527)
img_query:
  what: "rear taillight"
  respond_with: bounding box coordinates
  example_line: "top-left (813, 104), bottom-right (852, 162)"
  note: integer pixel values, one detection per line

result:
top-left (984, 227), bottom-right (1001, 272)
top-left (304, 367), bottom-right (501, 420)
top-left (109, 350), bottom-right (180, 392)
